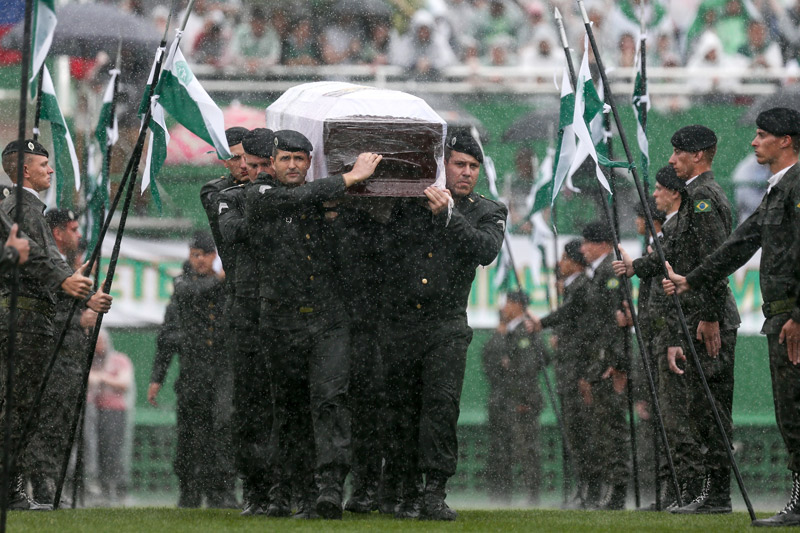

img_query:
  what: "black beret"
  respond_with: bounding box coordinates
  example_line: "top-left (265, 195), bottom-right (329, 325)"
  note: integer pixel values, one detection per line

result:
top-left (45, 208), bottom-right (78, 229)
top-left (756, 107), bottom-right (800, 137)
top-left (2, 139), bottom-right (49, 158)
top-left (582, 221), bottom-right (614, 243)
top-left (189, 231), bottom-right (216, 253)
top-left (655, 165), bottom-right (685, 192)
top-left (670, 125), bottom-right (717, 152)
top-left (505, 290), bottom-right (530, 306)
top-left (564, 239), bottom-right (588, 267)
top-left (242, 128), bottom-right (274, 159)
top-left (225, 127), bottom-right (250, 147)
top-left (273, 130), bottom-right (313, 154)
top-left (446, 131), bottom-right (484, 164)
top-left (635, 196), bottom-right (666, 224)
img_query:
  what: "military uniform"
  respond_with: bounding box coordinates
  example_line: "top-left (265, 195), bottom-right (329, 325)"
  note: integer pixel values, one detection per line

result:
top-left (382, 192), bottom-right (505, 512)
top-left (482, 319), bottom-right (546, 503)
top-left (246, 172), bottom-right (353, 516)
top-left (151, 264), bottom-right (228, 507)
top-left (633, 170), bottom-right (740, 507)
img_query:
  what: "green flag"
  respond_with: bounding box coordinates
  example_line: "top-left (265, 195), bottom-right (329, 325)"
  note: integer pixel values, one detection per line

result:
top-left (632, 32), bottom-right (650, 182)
top-left (551, 67), bottom-right (576, 205)
top-left (40, 65), bottom-right (79, 206)
top-left (30, 0), bottom-right (57, 96)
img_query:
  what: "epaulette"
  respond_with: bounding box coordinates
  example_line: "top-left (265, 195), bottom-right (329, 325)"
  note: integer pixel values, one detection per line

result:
top-left (220, 183), bottom-right (246, 193)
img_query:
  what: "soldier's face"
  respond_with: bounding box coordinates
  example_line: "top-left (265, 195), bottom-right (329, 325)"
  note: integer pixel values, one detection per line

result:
top-left (24, 154), bottom-right (53, 192)
top-left (55, 221), bottom-right (81, 253)
top-left (224, 143), bottom-right (247, 181)
top-left (445, 151), bottom-right (480, 198)
top-left (751, 128), bottom-right (786, 167)
top-left (580, 240), bottom-right (605, 263)
top-left (188, 248), bottom-right (216, 276)
top-left (668, 148), bottom-right (699, 180)
top-left (245, 153), bottom-right (272, 182)
top-left (653, 182), bottom-right (679, 213)
top-left (272, 150), bottom-right (311, 186)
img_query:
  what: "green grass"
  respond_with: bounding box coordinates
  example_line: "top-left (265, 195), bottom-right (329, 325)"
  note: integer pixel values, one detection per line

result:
top-left (4, 509), bottom-right (791, 533)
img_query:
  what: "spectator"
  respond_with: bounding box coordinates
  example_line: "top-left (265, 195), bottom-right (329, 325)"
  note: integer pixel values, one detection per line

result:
top-left (284, 18), bottom-right (321, 66)
top-left (503, 146), bottom-right (537, 234)
top-left (320, 12), bottom-right (364, 65)
top-left (689, 0), bottom-right (752, 56)
top-left (764, 0), bottom-right (800, 62)
top-left (520, 31), bottom-right (561, 76)
top-left (686, 29), bottom-right (744, 93)
top-left (86, 329), bottom-right (135, 506)
top-left (475, 0), bottom-right (523, 54)
top-left (444, 0), bottom-right (480, 50)
top-left (737, 19), bottom-right (783, 71)
top-left (651, 31), bottom-right (683, 67)
top-left (517, 1), bottom-right (552, 50)
top-left (617, 32), bottom-right (637, 68)
top-left (226, 6), bottom-right (281, 71)
top-left (360, 18), bottom-right (394, 65)
top-left (732, 152), bottom-right (770, 223)
top-left (390, 10), bottom-right (457, 80)
top-left (609, 0), bottom-right (671, 41)
top-left (193, 10), bottom-right (227, 67)
top-left (151, 4), bottom-right (170, 36)
top-left (483, 33), bottom-right (517, 66)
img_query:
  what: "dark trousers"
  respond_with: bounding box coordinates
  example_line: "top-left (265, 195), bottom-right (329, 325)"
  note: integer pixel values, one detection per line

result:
top-left (587, 376), bottom-right (630, 487)
top-left (383, 315), bottom-right (472, 480)
top-left (557, 362), bottom-right (593, 491)
top-left (263, 312), bottom-right (351, 483)
top-left (175, 381), bottom-right (216, 494)
top-left (767, 331), bottom-right (800, 472)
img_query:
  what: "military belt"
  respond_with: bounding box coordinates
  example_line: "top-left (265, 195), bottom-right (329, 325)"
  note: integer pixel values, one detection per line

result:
top-left (763, 298), bottom-right (796, 318)
top-left (0, 296), bottom-right (55, 319)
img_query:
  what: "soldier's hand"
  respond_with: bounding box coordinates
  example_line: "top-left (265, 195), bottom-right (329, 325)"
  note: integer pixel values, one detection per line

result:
top-left (697, 320), bottom-right (721, 357)
top-left (87, 290), bottom-right (113, 314)
top-left (779, 319), bottom-right (800, 365)
top-left (61, 265), bottom-right (93, 299)
top-left (500, 356), bottom-right (511, 370)
top-left (5, 224), bottom-right (29, 264)
top-left (147, 382), bottom-right (162, 407)
top-left (343, 152), bottom-right (383, 186)
top-left (612, 244), bottom-right (634, 278)
top-left (525, 315), bottom-right (542, 333)
top-left (662, 261), bottom-right (689, 295)
top-left (602, 366), bottom-right (627, 394)
top-left (424, 186), bottom-right (452, 215)
top-left (667, 346), bottom-right (686, 375)
top-left (578, 378), bottom-right (593, 406)
top-left (80, 309), bottom-right (98, 329)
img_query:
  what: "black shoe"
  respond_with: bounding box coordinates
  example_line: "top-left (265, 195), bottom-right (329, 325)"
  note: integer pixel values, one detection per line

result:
top-left (753, 472), bottom-right (800, 527)
top-left (293, 498), bottom-right (321, 519)
top-left (8, 476), bottom-right (52, 511)
top-left (673, 471), bottom-right (731, 515)
top-left (265, 483), bottom-right (292, 517)
top-left (240, 502), bottom-right (267, 516)
top-left (345, 481), bottom-right (378, 513)
top-left (420, 471), bottom-right (457, 521)
top-left (315, 467), bottom-right (345, 520)
top-left (206, 489), bottom-right (239, 509)
top-left (30, 475), bottom-right (55, 508)
top-left (597, 483), bottom-right (626, 511)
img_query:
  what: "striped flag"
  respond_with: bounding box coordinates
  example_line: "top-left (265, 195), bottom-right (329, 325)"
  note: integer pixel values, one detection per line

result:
top-left (39, 66), bottom-right (79, 203)
top-left (632, 32), bottom-right (650, 181)
top-left (30, 0), bottom-right (57, 94)
top-left (551, 67), bottom-right (576, 204)
top-left (94, 68), bottom-right (119, 169)
top-left (141, 98), bottom-right (169, 202)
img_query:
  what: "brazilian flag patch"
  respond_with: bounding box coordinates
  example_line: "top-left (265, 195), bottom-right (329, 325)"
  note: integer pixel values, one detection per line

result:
top-left (695, 200), bottom-right (712, 213)
top-left (796, 202), bottom-right (800, 209)
top-left (606, 278), bottom-right (620, 289)
top-left (518, 338), bottom-right (531, 349)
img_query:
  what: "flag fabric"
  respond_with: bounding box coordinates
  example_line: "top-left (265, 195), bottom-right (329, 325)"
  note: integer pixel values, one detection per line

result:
top-left (632, 32), bottom-right (650, 180)
top-left (567, 36), bottom-right (612, 195)
top-left (84, 143), bottom-right (106, 254)
top-left (551, 67), bottom-right (577, 204)
top-left (531, 144), bottom-right (555, 215)
top-left (39, 65), bottom-right (80, 202)
top-left (492, 239), bottom-right (515, 291)
top-left (95, 69), bottom-right (120, 152)
top-left (154, 34), bottom-right (230, 160)
top-left (138, 47), bottom-right (164, 119)
top-left (141, 96), bottom-right (167, 208)
top-left (30, 0), bottom-right (57, 94)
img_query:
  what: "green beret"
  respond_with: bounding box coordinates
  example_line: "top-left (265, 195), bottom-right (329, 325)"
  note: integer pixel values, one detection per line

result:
top-left (582, 221), bottom-right (614, 244)
top-left (655, 165), bottom-right (685, 192)
top-left (189, 231), bottom-right (216, 253)
top-left (242, 128), bottom-right (274, 158)
top-left (225, 127), bottom-right (250, 147)
top-left (446, 131), bottom-right (484, 163)
top-left (45, 208), bottom-right (78, 229)
top-left (756, 107), bottom-right (800, 137)
top-left (273, 130), bottom-right (313, 154)
top-left (564, 239), bottom-right (588, 267)
top-left (2, 139), bottom-right (49, 158)
top-left (671, 125), bottom-right (717, 152)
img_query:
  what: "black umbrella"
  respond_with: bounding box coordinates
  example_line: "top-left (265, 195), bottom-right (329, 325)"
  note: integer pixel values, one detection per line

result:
top-left (502, 107), bottom-right (559, 142)
top-left (2, 4), bottom-right (160, 59)
top-left (738, 88), bottom-right (800, 125)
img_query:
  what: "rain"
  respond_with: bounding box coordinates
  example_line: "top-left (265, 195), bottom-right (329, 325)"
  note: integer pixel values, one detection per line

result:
top-left (0, 0), bottom-right (798, 531)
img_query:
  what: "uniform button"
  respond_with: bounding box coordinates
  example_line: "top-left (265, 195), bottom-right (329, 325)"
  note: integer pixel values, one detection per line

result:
top-left (208, 303), bottom-right (215, 308)
top-left (206, 339), bottom-right (213, 346)
top-left (208, 326), bottom-right (214, 332)
top-left (307, 255), bottom-right (312, 260)
top-left (416, 304), bottom-right (422, 309)
top-left (301, 214), bottom-right (307, 220)
top-left (422, 278), bottom-right (428, 284)
top-left (427, 252), bottom-right (433, 258)
top-left (209, 314), bottom-right (215, 320)
top-left (305, 234), bottom-right (311, 239)
top-left (309, 275), bottom-right (315, 281)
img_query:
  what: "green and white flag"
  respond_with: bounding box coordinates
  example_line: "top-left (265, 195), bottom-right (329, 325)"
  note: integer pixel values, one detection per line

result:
top-left (567, 36), bottom-right (611, 195)
top-left (30, 0), bottom-right (57, 94)
top-left (138, 47), bottom-right (164, 119)
top-left (531, 145), bottom-right (554, 215)
top-left (39, 66), bottom-right (80, 198)
top-left (154, 35), bottom-right (231, 160)
top-left (632, 32), bottom-right (650, 179)
top-left (142, 97), bottom-right (169, 203)
top-left (95, 69), bottom-right (120, 160)
top-left (551, 66), bottom-right (576, 204)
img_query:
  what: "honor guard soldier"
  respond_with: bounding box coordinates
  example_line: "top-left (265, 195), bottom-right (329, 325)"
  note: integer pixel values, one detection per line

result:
top-left (382, 131), bottom-right (506, 520)
top-left (148, 232), bottom-right (232, 508)
top-left (245, 130), bottom-right (381, 519)
top-left (0, 139), bottom-right (111, 510)
top-left (217, 128), bottom-right (275, 515)
top-left (616, 125), bottom-right (740, 514)
top-left (664, 108), bottom-right (800, 526)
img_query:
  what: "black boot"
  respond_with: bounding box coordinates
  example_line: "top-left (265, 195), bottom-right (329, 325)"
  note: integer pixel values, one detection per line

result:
top-left (30, 475), bottom-right (55, 508)
top-left (671, 473), bottom-right (715, 514)
top-left (315, 466), bottom-right (346, 520)
top-left (420, 471), bottom-right (457, 521)
top-left (8, 476), bottom-right (52, 511)
top-left (293, 495), bottom-right (321, 519)
top-left (379, 467), bottom-right (400, 514)
top-left (345, 477), bottom-right (378, 513)
top-left (639, 479), bottom-right (675, 512)
top-left (752, 471), bottom-right (800, 527)
top-left (597, 483), bottom-right (627, 511)
top-left (394, 474), bottom-right (423, 519)
top-left (265, 482), bottom-right (292, 517)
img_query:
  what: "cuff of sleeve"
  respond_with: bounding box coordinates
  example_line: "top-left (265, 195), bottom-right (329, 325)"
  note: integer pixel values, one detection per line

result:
top-left (3, 246), bottom-right (18, 265)
top-left (791, 306), bottom-right (800, 324)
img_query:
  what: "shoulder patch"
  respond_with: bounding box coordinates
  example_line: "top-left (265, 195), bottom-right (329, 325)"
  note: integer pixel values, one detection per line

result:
top-left (517, 337), bottom-right (531, 349)
top-left (218, 202), bottom-right (228, 214)
top-left (259, 185), bottom-right (272, 194)
top-left (694, 199), bottom-right (711, 213)
top-left (795, 202), bottom-right (800, 210)
top-left (497, 219), bottom-right (506, 231)
top-left (606, 278), bottom-right (620, 289)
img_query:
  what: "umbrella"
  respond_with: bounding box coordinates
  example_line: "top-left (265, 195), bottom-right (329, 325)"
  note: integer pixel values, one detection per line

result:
top-left (502, 107), bottom-right (559, 142)
top-left (335, 0), bottom-right (393, 18)
top-left (738, 88), bottom-right (800, 125)
top-left (2, 4), bottom-right (160, 59)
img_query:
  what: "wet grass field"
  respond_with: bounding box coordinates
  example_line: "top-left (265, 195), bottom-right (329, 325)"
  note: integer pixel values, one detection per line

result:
top-left (4, 509), bottom-right (789, 532)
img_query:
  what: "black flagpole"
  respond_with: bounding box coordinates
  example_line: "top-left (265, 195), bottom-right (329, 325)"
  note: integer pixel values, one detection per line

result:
top-left (575, 0), bottom-right (755, 519)
top-left (2, 0), bottom-right (34, 529)
top-left (32, 67), bottom-right (44, 141)
top-left (555, 6), bottom-right (682, 508)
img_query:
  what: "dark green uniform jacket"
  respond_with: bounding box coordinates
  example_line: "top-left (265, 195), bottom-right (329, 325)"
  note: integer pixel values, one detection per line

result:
top-left (540, 272), bottom-right (591, 376)
top-left (584, 254), bottom-right (628, 378)
top-left (200, 174), bottom-right (237, 272)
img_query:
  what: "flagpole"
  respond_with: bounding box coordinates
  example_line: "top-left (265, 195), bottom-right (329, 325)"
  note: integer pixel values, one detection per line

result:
top-left (556, 7), bottom-right (683, 509)
top-left (2, 0), bottom-right (34, 528)
top-left (32, 67), bottom-right (44, 141)
top-left (575, 0), bottom-right (755, 519)
top-left (99, 41), bottom-right (123, 244)
top-left (51, 0), bottom-right (190, 508)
